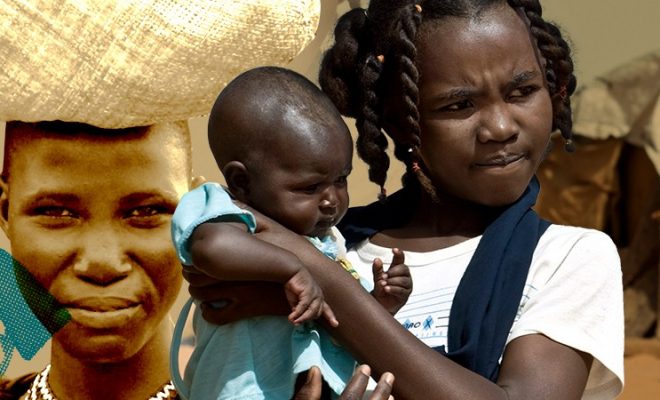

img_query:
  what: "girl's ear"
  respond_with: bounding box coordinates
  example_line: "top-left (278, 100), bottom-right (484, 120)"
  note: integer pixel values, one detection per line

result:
top-left (222, 161), bottom-right (250, 202)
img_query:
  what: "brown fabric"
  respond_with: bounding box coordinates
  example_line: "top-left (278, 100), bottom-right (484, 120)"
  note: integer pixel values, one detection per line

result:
top-left (570, 49), bottom-right (660, 175)
top-left (536, 135), bottom-right (623, 236)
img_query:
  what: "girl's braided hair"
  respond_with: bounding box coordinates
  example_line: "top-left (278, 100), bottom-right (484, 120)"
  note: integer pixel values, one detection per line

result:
top-left (319, 0), bottom-right (576, 195)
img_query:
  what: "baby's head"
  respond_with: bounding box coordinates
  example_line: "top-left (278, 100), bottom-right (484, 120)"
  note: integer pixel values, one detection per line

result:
top-left (208, 67), bottom-right (353, 238)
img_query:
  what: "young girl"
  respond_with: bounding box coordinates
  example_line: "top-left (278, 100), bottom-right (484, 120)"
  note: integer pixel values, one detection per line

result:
top-left (169, 66), bottom-right (411, 399)
top-left (186, 1), bottom-right (625, 399)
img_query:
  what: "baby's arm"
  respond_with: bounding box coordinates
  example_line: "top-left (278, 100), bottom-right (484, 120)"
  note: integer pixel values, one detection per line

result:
top-left (189, 221), bottom-right (337, 326)
top-left (372, 248), bottom-right (412, 315)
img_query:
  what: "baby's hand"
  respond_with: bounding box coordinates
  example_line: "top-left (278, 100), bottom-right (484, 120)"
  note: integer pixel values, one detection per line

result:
top-left (372, 248), bottom-right (412, 315)
top-left (285, 267), bottom-right (338, 327)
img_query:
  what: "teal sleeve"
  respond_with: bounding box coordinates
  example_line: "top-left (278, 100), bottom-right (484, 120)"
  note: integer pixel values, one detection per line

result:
top-left (171, 183), bottom-right (256, 265)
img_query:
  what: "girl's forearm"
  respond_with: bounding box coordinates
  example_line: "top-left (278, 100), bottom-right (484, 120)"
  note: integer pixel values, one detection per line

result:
top-left (257, 229), bottom-right (503, 400)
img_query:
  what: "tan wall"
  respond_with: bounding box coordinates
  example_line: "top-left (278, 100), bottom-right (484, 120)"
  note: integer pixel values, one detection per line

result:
top-left (3, 0), bottom-right (660, 378)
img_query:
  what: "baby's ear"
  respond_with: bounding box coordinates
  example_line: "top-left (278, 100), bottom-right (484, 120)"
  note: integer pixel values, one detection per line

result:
top-left (0, 176), bottom-right (9, 235)
top-left (222, 161), bottom-right (250, 202)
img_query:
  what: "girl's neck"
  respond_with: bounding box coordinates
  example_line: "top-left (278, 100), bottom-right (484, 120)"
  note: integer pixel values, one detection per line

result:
top-left (45, 322), bottom-right (173, 400)
top-left (372, 185), bottom-right (501, 252)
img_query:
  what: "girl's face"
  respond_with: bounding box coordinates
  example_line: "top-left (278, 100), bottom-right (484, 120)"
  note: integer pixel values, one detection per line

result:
top-left (414, 5), bottom-right (553, 207)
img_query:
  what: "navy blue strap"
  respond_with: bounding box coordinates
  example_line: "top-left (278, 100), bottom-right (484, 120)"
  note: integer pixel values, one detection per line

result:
top-left (338, 177), bottom-right (550, 381)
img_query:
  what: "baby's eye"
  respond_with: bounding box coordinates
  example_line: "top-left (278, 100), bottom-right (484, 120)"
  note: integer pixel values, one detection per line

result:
top-left (300, 184), bottom-right (321, 194)
top-left (335, 176), bottom-right (348, 186)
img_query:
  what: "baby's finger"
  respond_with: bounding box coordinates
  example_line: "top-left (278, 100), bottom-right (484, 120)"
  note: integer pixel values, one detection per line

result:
top-left (390, 248), bottom-right (405, 266)
top-left (292, 297), bottom-right (322, 324)
top-left (321, 302), bottom-right (339, 327)
top-left (385, 264), bottom-right (410, 278)
top-left (372, 257), bottom-right (384, 277)
top-left (289, 296), bottom-right (312, 324)
top-left (383, 276), bottom-right (412, 289)
top-left (383, 285), bottom-right (411, 298)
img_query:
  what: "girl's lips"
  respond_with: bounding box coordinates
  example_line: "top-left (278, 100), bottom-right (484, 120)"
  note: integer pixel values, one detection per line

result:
top-left (475, 153), bottom-right (525, 167)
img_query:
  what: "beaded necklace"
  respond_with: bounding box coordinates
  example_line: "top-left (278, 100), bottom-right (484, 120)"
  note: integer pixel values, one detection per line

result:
top-left (26, 364), bottom-right (177, 400)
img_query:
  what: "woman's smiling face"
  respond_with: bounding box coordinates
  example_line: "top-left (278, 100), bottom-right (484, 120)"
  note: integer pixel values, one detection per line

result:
top-left (414, 5), bottom-right (553, 207)
top-left (1, 124), bottom-right (188, 362)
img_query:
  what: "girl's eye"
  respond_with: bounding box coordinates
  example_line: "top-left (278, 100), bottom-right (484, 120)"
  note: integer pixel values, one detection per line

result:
top-left (509, 85), bottom-right (539, 99)
top-left (439, 99), bottom-right (473, 112)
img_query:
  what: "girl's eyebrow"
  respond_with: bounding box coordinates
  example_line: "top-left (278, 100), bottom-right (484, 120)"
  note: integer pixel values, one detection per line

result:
top-left (431, 70), bottom-right (541, 103)
top-left (510, 70), bottom-right (540, 86)
top-left (436, 87), bottom-right (480, 102)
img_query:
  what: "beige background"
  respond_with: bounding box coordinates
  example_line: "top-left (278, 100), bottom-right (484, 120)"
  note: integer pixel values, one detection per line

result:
top-left (2, 0), bottom-right (660, 385)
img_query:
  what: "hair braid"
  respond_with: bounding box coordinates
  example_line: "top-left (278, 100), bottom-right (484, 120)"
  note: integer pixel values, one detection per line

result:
top-left (319, 9), bottom-right (370, 118)
top-left (396, 5), bottom-right (423, 145)
top-left (508, 0), bottom-right (577, 151)
top-left (389, 4), bottom-right (440, 198)
top-left (393, 6), bottom-right (422, 166)
top-left (355, 3), bottom-right (425, 194)
top-left (356, 53), bottom-right (390, 193)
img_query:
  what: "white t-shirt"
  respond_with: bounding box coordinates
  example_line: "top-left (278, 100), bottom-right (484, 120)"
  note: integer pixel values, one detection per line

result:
top-left (346, 224), bottom-right (624, 399)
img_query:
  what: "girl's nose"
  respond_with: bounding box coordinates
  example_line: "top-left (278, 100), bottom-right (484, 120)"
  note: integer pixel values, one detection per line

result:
top-left (477, 102), bottom-right (519, 144)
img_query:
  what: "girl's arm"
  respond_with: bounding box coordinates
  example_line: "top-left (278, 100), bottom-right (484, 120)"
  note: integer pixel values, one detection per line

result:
top-left (189, 221), bottom-right (337, 325)
top-left (192, 211), bottom-right (593, 400)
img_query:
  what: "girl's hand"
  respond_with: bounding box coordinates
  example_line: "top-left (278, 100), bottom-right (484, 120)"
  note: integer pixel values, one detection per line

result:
top-left (372, 248), bottom-right (412, 315)
top-left (184, 268), bottom-right (290, 325)
top-left (183, 265), bottom-right (338, 327)
top-left (293, 365), bottom-right (395, 400)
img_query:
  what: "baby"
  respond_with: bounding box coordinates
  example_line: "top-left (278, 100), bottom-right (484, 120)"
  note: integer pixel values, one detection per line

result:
top-left (170, 66), bottom-right (411, 399)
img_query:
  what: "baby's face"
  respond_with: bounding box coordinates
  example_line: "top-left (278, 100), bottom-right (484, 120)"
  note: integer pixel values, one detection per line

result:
top-left (247, 126), bottom-right (353, 238)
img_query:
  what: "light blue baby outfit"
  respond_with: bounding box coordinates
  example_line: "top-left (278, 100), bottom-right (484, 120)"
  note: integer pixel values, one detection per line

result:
top-left (170, 183), bottom-right (357, 400)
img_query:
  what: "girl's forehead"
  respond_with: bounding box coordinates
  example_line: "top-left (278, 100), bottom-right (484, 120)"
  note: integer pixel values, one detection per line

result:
top-left (416, 7), bottom-right (537, 73)
top-left (419, 5), bottom-right (525, 46)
